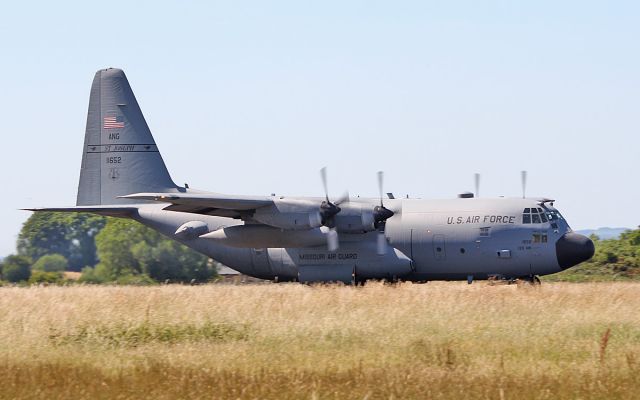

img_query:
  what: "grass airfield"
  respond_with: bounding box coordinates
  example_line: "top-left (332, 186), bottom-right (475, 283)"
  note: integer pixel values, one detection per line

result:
top-left (1, 282), bottom-right (639, 399)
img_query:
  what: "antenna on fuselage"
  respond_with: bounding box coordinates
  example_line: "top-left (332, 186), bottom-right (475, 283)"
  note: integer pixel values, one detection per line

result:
top-left (474, 173), bottom-right (480, 198)
top-left (521, 170), bottom-right (527, 199)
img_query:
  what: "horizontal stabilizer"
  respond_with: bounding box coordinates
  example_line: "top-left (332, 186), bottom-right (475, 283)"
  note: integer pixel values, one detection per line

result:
top-left (22, 205), bottom-right (140, 218)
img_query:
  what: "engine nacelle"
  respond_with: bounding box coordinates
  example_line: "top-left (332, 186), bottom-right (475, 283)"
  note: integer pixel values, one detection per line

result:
top-left (252, 199), bottom-right (322, 230)
top-left (333, 204), bottom-right (376, 233)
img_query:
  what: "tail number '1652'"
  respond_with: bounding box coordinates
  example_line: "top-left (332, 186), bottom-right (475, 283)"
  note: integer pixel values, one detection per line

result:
top-left (105, 156), bottom-right (122, 164)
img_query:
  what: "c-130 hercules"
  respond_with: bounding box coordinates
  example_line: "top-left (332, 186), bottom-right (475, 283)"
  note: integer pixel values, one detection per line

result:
top-left (27, 68), bottom-right (595, 284)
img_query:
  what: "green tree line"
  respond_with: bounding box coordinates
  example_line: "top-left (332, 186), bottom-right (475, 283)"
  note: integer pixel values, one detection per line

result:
top-left (546, 228), bottom-right (640, 281)
top-left (1, 212), bottom-right (216, 284)
top-left (2, 212), bottom-right (638, 284)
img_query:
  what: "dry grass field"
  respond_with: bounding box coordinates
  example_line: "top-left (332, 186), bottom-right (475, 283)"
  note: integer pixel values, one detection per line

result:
top-left (1, 282), bottom-right (639, 399)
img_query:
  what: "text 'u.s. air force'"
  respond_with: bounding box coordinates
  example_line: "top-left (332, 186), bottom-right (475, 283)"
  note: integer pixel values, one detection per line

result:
top-left (447, 215), bottom-right (516, 225)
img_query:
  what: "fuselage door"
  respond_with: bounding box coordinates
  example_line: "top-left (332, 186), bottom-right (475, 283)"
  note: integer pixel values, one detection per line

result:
top-left (433, 234), bottom-right (446, 260)
top-left (251, 248), bottom-right (271, 275)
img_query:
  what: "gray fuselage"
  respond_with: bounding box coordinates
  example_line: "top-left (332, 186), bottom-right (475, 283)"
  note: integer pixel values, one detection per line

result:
top-left (132, 195), bottom-right (588, 283)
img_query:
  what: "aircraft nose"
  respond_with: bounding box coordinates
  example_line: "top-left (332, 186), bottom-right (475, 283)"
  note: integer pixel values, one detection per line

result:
top-left (555, 232), bottom-right (595, 269)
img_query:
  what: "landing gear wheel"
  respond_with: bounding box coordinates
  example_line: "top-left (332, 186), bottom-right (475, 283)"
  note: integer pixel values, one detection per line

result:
top-left (516, 275), bottom-right (541, 286)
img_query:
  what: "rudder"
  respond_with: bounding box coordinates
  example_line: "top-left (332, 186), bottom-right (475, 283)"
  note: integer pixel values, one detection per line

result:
top-left (77, 68), bottom-right (178, 206)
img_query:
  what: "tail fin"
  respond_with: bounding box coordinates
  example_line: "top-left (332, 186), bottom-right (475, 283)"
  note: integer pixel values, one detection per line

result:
top-left (77, 68), bottom-right (178, 206)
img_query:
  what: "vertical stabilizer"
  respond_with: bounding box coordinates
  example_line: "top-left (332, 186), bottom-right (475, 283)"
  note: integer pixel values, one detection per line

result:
top-left (77, 68), bottom-right (178, 206)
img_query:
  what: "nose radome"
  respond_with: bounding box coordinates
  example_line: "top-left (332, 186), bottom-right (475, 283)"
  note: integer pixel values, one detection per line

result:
top-left (556, 232), bottom-right (595, 269)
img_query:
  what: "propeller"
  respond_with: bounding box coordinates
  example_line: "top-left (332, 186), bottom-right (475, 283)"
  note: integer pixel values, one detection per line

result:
top-left (377, 171), bottom-right (384, 207)
top-left (319, 167), bottom-right (342, 251)
top-left (319, 167), bottom-right (342, 224)
top-left (521, 170), bottom-right (527, 199)
top-left (474, 173), bottom-right (480, 198)
top-left (326, 229), bottom-right (339, 252)
top-left (374, 171), bottom-right (394, 255)
top-left (320, 167), bottom-right (329, 202)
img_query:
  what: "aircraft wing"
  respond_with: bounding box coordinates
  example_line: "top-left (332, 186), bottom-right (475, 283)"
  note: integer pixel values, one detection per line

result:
top-left (119, 193), bottom-right (274, 218)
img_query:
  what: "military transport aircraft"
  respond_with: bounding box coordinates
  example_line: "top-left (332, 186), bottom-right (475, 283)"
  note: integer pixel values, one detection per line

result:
top-left (26, 68), bottom-right (595, 284)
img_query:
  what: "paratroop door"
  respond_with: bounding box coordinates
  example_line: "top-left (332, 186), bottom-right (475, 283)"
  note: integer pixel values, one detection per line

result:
top-left (433, 234), bottom-right (446, 260)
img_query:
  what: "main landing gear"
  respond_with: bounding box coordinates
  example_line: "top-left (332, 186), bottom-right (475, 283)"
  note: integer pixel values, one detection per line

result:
top-left (516, 275), bottom-right (541, 286)
top-left (487, 275), bottom-right (541, 285)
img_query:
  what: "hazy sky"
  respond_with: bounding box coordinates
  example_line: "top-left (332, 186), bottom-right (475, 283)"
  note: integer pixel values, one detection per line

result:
top-left (0, 1), bottom-right (638, 256)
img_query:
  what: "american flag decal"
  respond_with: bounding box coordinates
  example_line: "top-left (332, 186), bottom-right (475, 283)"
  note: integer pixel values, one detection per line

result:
top-left (103, 115), bottom-right (125, 129)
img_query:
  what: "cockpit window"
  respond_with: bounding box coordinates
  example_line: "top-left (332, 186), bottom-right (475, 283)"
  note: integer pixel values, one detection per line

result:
top-left (522, 207), bottom-right (550, 224)
top-left (546, 209), bottom-right (565, 221)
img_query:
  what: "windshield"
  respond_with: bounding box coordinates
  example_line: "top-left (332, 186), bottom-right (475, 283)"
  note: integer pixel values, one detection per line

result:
top-left (543, 206), bottom-right (571, 231)
top-left (522, 207), bottom-right (549, 224)
top-left (546, 208), bottom-right (565, 222)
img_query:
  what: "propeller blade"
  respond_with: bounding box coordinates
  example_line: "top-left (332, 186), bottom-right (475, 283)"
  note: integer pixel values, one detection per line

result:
top-left (377, 171), bottom-right (384, 206)
top-left (474, 173), bottom-right (480, 198)
top-left (376, 231), bottom-right (387, 255)
top-left (335, 191), bottom-right (350, 205)
top-left (320, 167), bottom-right (329, 202)
top-left (373, 171), bottom-right (395, 229)
top-left (521, 170), bottom-right (527, 199)
top-left (327, 228), bottom-right (339, 252)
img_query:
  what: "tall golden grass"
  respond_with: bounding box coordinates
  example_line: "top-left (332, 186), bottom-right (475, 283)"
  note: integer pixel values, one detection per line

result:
top-left (1, 282), bottom-right (639, 399)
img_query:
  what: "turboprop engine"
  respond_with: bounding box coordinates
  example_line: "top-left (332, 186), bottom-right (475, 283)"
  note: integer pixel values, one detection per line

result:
top-left (200, 169), bottom-right (396, 252)
top-left (331, 204), bottom-right (376, 233)
top-left (252, 199), bottom-right (323, 230)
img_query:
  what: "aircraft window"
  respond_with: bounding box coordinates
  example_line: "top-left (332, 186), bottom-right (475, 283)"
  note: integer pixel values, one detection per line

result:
top-left (537, 208), bottom-right (544, 213)
top-left (524, 208), bottom-right (530, 213)
top-left (532, 214), bottom-right (541, 223)
top-left (548, 210), bottom-right (565, 221)
top-left (532, 233), bottom-right (548, 243)
top-left (540, 213), bottom-right (548, 223)
top-left (551, 222), bottom-right (558, 230)
top-left (479, 227), bottom-right (491, 237)
top-left (460, 248), bottom-right (466, 254)
top-left (523, 214), bottom-right (531, 224)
